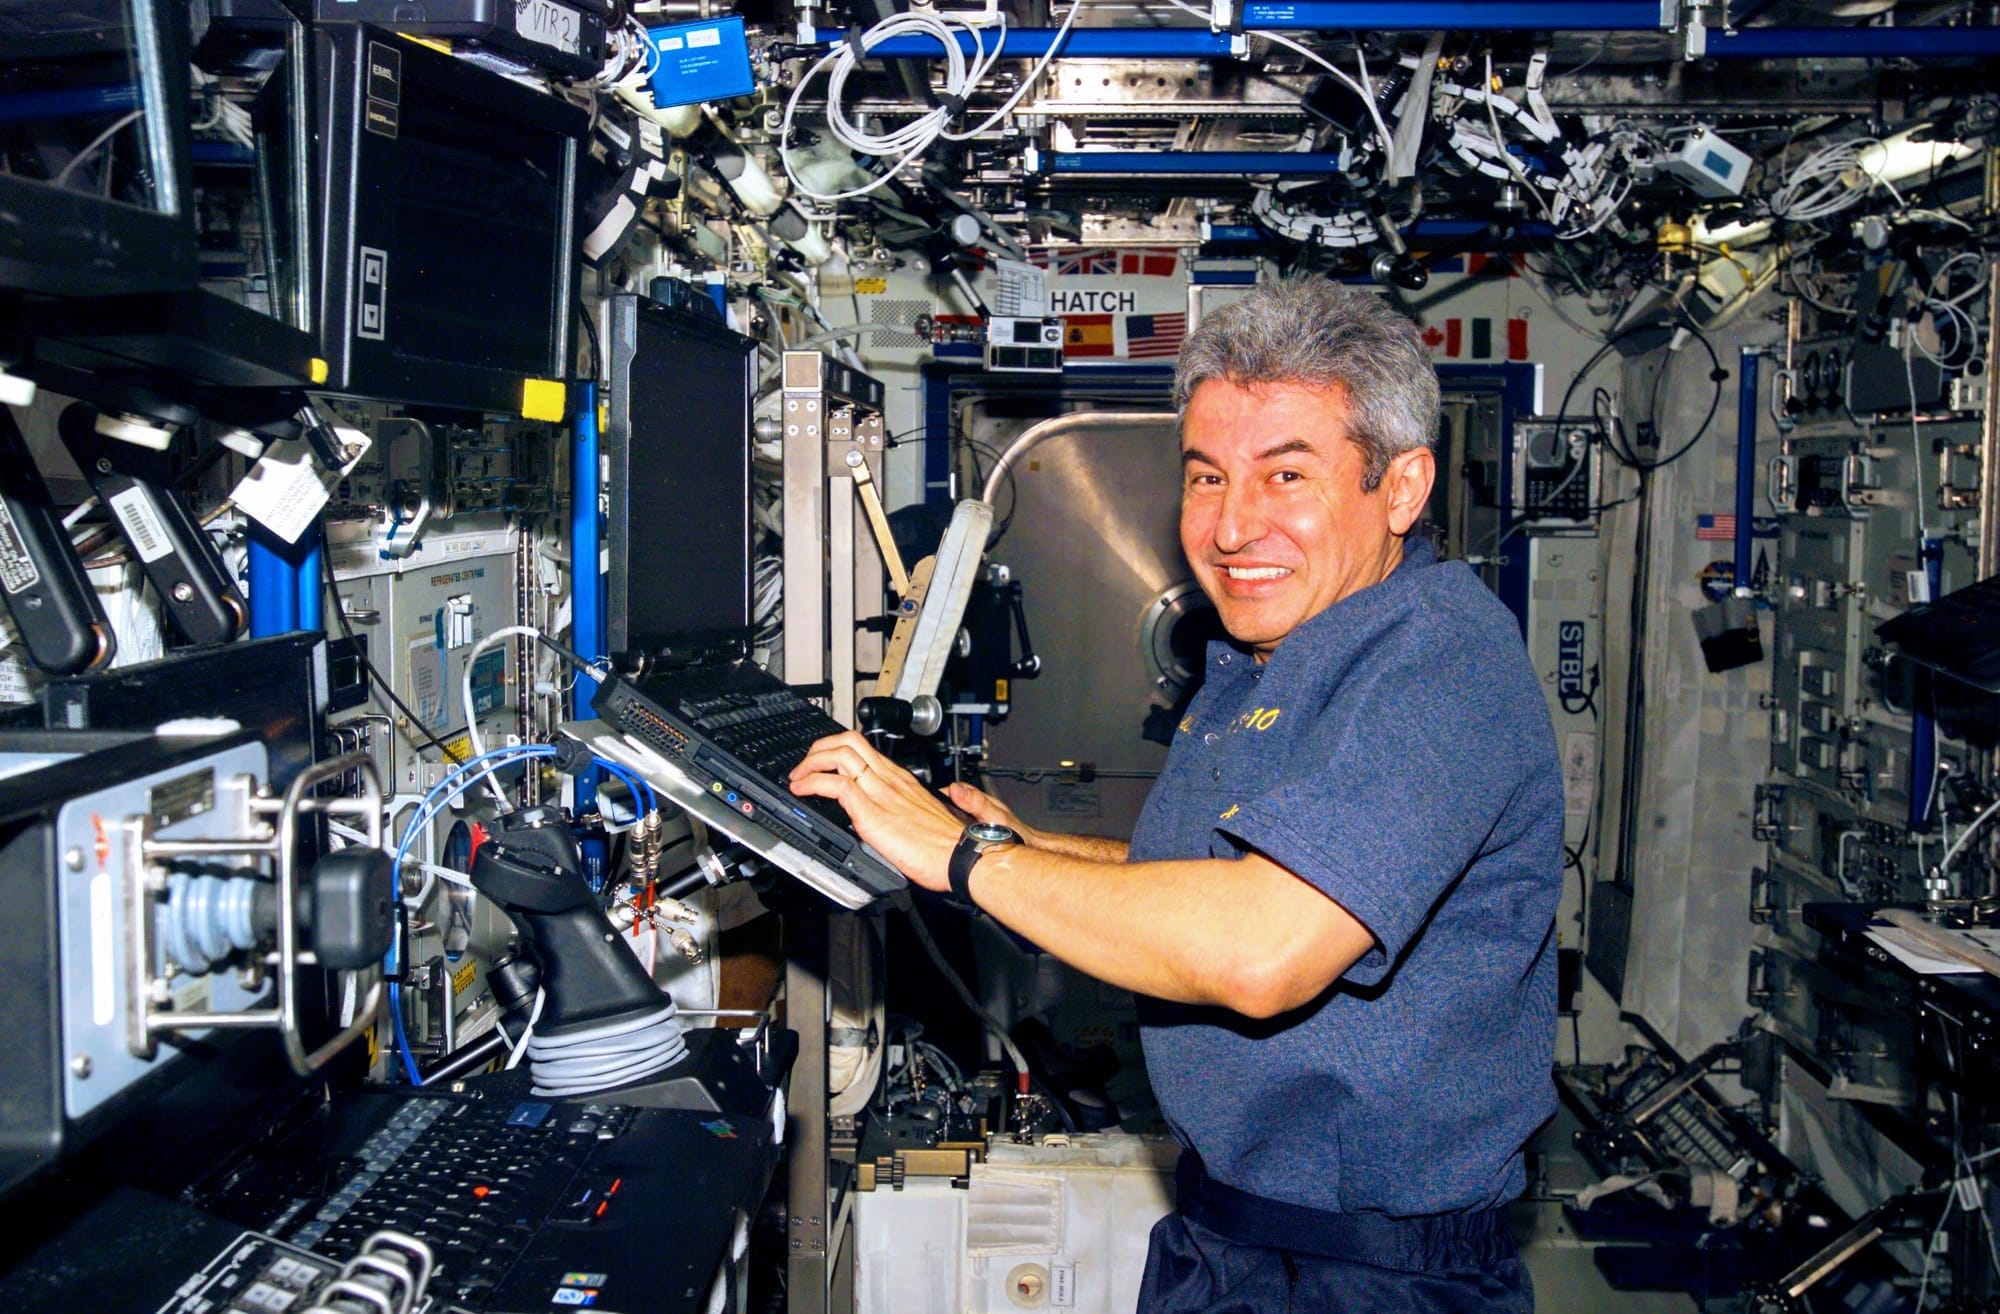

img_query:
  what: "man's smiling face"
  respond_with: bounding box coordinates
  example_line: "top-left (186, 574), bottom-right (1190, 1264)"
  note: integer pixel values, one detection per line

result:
top-left (1179, 377), bottom-right (1428, 660)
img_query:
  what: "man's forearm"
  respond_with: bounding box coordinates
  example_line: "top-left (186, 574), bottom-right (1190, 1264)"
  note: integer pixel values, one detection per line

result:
top-left (1026, 830), bottom-right (1130, 862)
top-left (965, 844), bottom-right (1372, 1017)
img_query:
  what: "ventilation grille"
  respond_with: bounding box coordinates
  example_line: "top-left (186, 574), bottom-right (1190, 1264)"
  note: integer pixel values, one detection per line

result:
top-left (868, 299), bottom-right (930, 351)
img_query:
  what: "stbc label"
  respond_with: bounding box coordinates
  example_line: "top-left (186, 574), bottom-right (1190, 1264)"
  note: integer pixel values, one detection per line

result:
top-left (1556, 621), bottom-right (1587, 704)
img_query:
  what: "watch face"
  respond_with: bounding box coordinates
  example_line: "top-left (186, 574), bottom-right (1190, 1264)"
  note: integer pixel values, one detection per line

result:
top-left (968, 821), bottom-right (1016, 844)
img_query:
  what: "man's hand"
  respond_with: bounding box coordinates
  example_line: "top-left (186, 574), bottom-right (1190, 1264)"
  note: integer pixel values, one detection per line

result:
top-left (787, 730), bottom-right (964, 891)
top-left (941, 781), bottom-right (1027, 831)
top-left (942, 782), bottom-right (1130, 863)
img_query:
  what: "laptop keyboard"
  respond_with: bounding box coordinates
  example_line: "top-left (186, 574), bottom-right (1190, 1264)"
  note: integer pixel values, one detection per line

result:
top-left (679, 690), bottom-right (835, 776)
top-left (208, 1095), bottom-right (635, 1307)
top-left (666, 688), bottom-right (852, 828)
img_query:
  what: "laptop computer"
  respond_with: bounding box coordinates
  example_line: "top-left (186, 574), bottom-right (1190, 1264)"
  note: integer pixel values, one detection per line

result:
top-left (593, 293), bottom-right (904, 910)
top-left (569, 716), bottom-right (903, 912)
top-left (0, 1028), bottom-right (792, 1314)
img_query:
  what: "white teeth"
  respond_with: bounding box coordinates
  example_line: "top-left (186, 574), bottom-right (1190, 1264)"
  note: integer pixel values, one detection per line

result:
top-left (1224, 566), bottom-right (1290, 580)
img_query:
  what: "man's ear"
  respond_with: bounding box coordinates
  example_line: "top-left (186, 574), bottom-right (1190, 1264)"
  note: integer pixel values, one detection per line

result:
top-left (1383, 446), bottom-right (1436, 535)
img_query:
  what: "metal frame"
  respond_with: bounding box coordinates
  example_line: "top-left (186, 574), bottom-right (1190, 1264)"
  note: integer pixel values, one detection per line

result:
top-left (124, 751), bottom-right (385, 1075)
top-left (785, 924), bottom-right (837, 1314)
top-left (781, 349), bottom-right (891, 1314)
top-left (781, 350), bottom-right (889, 728)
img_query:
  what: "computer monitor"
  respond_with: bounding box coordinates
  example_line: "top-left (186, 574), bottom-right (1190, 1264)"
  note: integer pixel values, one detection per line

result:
top-left (603, 293), bottom-right (757, 656)
top-left (314, 26), bottom-right (585, 415)
top-left (0, 0), bottom-right (200, 297)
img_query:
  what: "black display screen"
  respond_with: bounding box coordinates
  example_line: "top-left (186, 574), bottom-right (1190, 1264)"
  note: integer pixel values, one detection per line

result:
top-left (385, 73), bottom-right (567, 377)
top-left (607, 295), bottom-right (755, 651)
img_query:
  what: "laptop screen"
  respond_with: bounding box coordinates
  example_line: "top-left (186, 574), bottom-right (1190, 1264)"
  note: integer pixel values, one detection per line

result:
top-left (605, 294), bottom-right (756, 654)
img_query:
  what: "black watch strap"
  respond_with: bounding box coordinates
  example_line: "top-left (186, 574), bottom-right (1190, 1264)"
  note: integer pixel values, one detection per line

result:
top-left (948, 835), bottom-right (983, 908)
top-left (947, 823), bottom-right (1018, 908)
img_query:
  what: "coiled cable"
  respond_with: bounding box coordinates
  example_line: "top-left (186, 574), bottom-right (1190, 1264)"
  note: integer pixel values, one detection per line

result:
top-left (524, 1001), bottom-right (688, 1098)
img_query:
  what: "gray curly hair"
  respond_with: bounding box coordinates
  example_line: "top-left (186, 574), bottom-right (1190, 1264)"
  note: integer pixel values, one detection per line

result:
top-left (1173, 278), bottom-right (1441, 491)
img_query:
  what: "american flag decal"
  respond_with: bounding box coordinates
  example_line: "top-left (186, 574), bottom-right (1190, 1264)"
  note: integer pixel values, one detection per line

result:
top-left (1694, 515), bottom-right (1779, 541)
top-left (1126, 312), bottom-right (1187, 359)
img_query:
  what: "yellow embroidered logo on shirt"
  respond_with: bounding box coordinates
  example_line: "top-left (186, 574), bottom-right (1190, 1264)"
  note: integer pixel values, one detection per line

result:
top-left (1178, 716), bottom-right (1193, 733)
top-left (1219, 803), bottom-right (1240, 820)
top-left (1231, 706), bottom-right (1282, 733)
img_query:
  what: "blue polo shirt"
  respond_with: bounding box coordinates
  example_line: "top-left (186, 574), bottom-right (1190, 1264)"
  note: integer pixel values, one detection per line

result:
top-left (1130, 536), bottom-right (1561, 1218)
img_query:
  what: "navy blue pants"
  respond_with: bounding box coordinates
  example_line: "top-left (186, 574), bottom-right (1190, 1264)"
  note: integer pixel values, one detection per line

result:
top-left (1138, 1213), bottom-right (1534, 1313)
top-left (1137, 1155), bottom-right (1534, 1313)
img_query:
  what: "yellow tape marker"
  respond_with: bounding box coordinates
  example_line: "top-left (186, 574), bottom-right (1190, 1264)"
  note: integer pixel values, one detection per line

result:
top-left (521, 377), bottom-right (567, 422)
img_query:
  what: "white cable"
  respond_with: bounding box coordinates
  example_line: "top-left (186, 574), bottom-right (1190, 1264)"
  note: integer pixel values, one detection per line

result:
top-left (597, 14), bottom-right (660, 92)
top-left (406, 859), bottom-right (478, 891)
top-left (51, 110), bottom-right (143, 188)
top-left (505, 986), bottom-right (547, 1070)
top-left (1249, 31), bottom-right (1392, 159)
top-left (1915, 1187), bottom-right (1955, 1313)
top-left (1907, 335), bottom-right (1931, 543)
top-left (1351, 42), bottom-right (1393, 154)
top-left (1936, 793), bottom-right (2000, 880)
top-left (902, 903), bottom-right (1029, 1081)
top-left (1768, 137), bottom-right (1881, 223)
top-left (781, 2), bottom-right (1084, 205)
top-left (1916, 298), bottom-right (1978, 369)
top-left (1481, 53), bottom-right (1554, 222)
top-left (462, 625), bottom-right (542, 804)
top-left (1560, 170), bottom-right (1630, 239)
top-left (1933, 252), bottom-right (1986, 301)
top-left (1250, 187), bottom-right (1376, 247)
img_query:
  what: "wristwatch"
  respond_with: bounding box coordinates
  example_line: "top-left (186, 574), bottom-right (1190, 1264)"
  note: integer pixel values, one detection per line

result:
top-left (948, 821), bottom-right (1020, 908)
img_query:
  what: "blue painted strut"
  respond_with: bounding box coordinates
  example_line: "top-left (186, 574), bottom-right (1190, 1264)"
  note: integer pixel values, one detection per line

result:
top-left (570, 382), bottom-right (604, 814)
top-left (297, 527), bottom-right (324, 634)
top-left (1710, 26), bottom-right (2000, 59)
top-left (823, 3), bottom-right (1664, 57)
top-left (1734, 350), bottom-right (1757, 593)
top-left (1052, 151), bottom-right (1346, 174)
top-left (247, 525), bottom-right (301, 638)
top-left (1240, 2), bottom-right (1664, 30)
top-left (823, 21), bottom-right (2000, 61)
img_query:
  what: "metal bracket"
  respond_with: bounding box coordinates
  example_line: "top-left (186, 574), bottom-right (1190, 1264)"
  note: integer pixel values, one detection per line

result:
top-left (126, 752), bottom-right (386, 1076)
top-left (378, 417), bottom-right (439, 560)
top-left (1675, 0), bottom-right (1708, 60)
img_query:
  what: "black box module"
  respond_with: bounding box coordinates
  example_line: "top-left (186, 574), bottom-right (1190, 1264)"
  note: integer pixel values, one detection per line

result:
top-left (312, 0), bottom-right (610, 81)
top-left (313, 26), bottom-right (585, 416)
